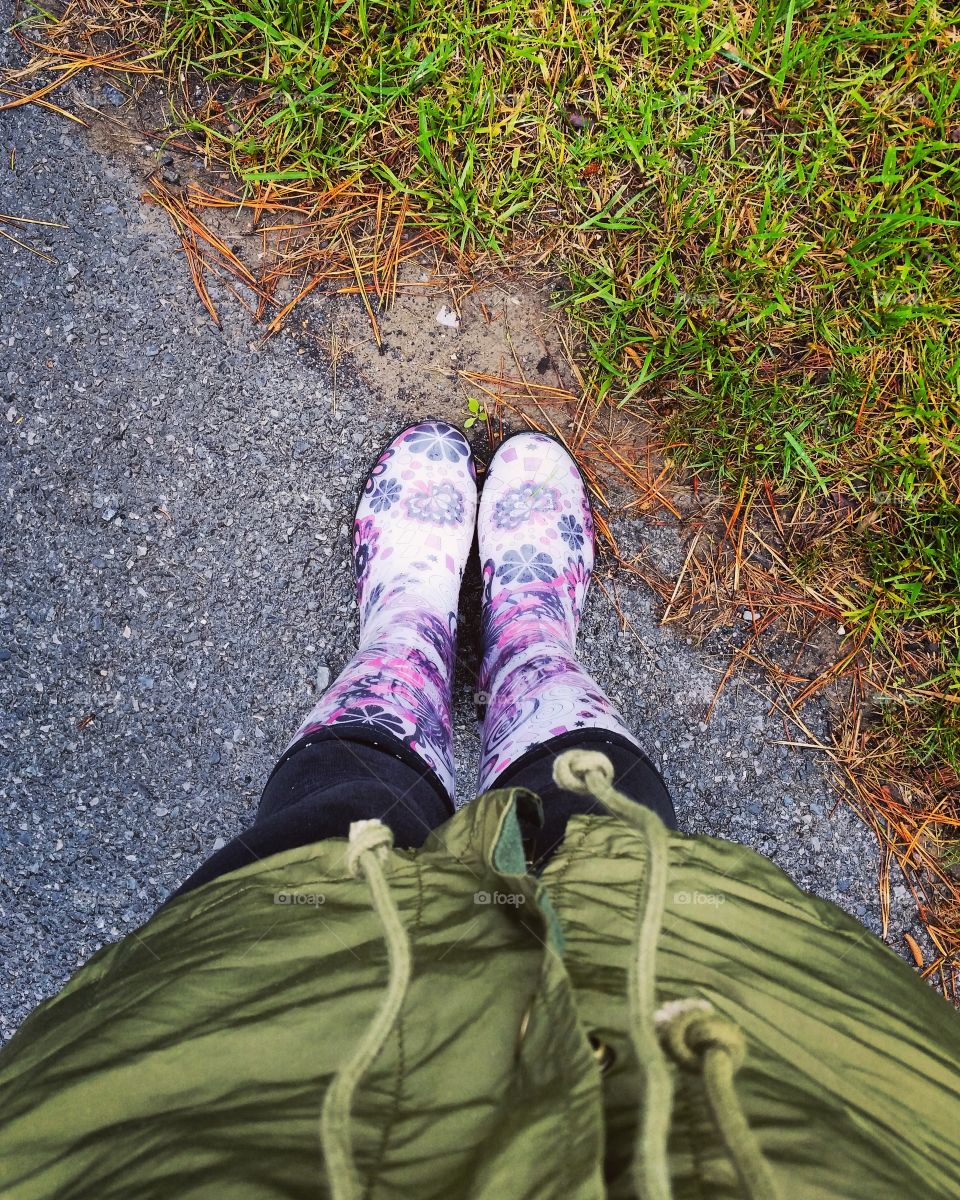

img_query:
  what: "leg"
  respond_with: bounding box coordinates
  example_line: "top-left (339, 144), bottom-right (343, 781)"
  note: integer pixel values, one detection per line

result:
top-left (172, 736), bottom-right (450, 897)
top-left (288, 421), bottom-right (477, 797)
top-left (487, 730), bottom-right (674, 868)
top-left (172, 421), bottom-right (477, 898)
top-left (475, 431), bottom-right (676, 863)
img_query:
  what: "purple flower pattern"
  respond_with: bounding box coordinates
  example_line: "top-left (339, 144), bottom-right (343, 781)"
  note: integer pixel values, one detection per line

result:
top-left (369, 477), bottom-right (400, 512)
top-left (476, 432), bottom-right (638, 792)
top-left (327, 703), bottom-right (409, 739)
top-left (405, 479), bottom-right (465, 526)
top-left (558, 514), bottom-right (584, 549)
top-left (404, 422), bottom-right (471, 463)
top-left (353, 516), bottom-right (379, 602)
top-left (288, 422), bottom-right (476, 797)
top-left (493, 482), bottom-right (560, 530)
top-left (496, 545), bottom-right (555, 585)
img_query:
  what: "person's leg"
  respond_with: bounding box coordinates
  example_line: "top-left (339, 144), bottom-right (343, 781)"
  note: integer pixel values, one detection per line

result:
top-left (172, 736), bottom-right (450, 896)
top-left (172, 421), bottom-right (476, 898)
top-left (488, 729), bottom-right (674, 869)
top-left (288, 421), bottom-right (476, 797)
top-left (475, 431), bottom-right (676, 862)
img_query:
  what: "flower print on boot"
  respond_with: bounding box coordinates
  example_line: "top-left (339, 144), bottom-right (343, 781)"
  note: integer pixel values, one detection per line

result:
top-left (289, 422), bottom-right (477, 799)
top-left (476, 431), bottom-right (638, 791)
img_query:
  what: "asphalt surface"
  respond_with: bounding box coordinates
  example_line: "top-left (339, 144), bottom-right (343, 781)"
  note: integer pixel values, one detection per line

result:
top-left (0, 32), bottom-right (923, 1038)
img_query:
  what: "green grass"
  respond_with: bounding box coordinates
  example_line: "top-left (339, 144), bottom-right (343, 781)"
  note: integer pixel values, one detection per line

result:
top-left (136, 0), bottom-right (959, 763)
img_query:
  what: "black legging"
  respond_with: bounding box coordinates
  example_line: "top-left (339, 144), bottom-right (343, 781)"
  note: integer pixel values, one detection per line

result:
top-left (172, 729), bottom-right (676, 898)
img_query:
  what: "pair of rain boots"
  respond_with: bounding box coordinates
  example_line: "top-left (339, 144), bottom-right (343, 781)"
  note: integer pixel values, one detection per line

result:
top-left (290, 422), bottom-right (638, 800)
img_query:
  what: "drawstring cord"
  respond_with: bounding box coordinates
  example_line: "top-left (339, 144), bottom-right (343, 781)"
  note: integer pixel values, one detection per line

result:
top-left (554, 749), bottom-right (673, 1200)
top-left (320, 820), bottom-right (412, 1200)
top-left (554, 749), bottom-right (780, 1200)
top-left (655, 999), bottom-right (780, 1200)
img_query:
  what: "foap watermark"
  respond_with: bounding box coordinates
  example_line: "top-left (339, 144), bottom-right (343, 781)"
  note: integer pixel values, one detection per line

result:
top-left (474, 890), bottom-right (526, 907)
top-left (674, 890), bottom-right (725, 908)
top-left (73, 887), bottom-right (130, 910)
top-left (274, 890), bottom-right (326, 907)
top-left (673, 289), bottom-right (722, 310)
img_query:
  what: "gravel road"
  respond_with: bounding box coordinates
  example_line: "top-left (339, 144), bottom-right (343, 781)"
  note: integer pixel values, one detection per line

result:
top-left (0, 23), bottom-right (923, 1038)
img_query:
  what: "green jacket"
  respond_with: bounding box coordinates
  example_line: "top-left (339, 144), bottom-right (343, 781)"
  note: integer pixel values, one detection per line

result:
top-left (1, 767), bottom-right (959, 1199)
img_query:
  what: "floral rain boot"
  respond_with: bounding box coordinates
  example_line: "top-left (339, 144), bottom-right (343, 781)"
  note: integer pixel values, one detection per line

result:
top-left (289, 421), bottom-right (476, 799)
top-left (476, 431), bottom-right (638, 792)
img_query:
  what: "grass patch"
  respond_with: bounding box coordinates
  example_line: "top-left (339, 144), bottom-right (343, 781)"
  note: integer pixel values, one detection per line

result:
top-left (146, 0), bottom-right (960, 730)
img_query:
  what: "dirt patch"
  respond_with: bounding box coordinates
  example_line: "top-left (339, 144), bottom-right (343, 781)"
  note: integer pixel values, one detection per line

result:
top-left (72, 78), bottom-right (594, 433)
top-left (293, 273), bottom-right (571, 421)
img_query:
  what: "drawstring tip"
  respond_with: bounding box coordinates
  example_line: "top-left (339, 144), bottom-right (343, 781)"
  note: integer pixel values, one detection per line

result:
top-left (346, 819), bottom-right (394, 878)
top-left (553, 748), bottom-right (615, 795)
